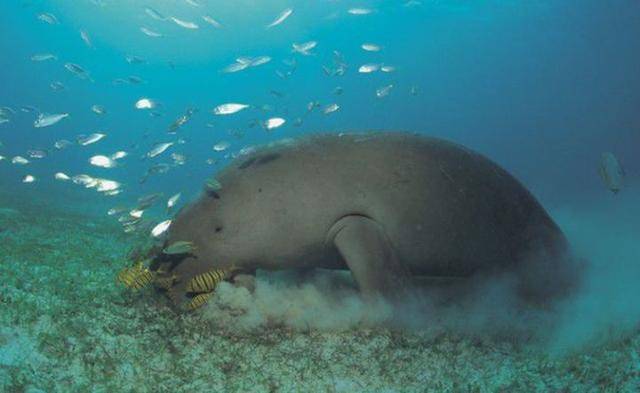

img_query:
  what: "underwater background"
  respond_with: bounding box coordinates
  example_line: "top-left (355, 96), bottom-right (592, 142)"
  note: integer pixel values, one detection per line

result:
top-left (1, 0), bottom-right (639, 392)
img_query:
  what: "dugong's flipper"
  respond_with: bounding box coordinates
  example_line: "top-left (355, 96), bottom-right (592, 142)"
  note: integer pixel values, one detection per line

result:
top-left (329, 215), bottom-right (412, 302)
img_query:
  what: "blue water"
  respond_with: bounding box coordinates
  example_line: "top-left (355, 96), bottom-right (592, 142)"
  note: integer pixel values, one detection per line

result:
top-left (1, 0), bottom-right (638, 215)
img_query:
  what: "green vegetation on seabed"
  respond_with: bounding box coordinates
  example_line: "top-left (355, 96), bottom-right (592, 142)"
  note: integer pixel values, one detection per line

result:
top-left (0, 193), bottom-right (639, 393)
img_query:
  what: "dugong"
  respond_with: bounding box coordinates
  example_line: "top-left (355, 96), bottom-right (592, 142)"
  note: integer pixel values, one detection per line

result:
top-left (147, 132), bottom-right (580, 310)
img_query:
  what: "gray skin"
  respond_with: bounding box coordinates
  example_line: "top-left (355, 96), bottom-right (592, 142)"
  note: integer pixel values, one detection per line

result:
top-left (150, 132), bottom-right (580, 308)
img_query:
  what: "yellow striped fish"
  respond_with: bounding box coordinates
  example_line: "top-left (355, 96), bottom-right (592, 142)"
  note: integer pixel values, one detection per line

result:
top-left (186, 267), bottom-right (234, 293)
top-left (117, 260), bottom-right (155, 290)
top-left (185, 292), bottom-right (212, 311)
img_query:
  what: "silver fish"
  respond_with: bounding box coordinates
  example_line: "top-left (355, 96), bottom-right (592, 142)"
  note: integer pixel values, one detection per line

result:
top-left (322, 103), bottom-right (340, 115)
top-left (171, 17), bottom-right (199, 29)
top-left (91, 105), bottom-right (106, 115)
top-left (30, 53), bottom-right (57, 62)
top-left (50, 81), bottom-right (65, 91)
top-left (78, 133), bottom-right (106, 146)
top-left (54, 139), bottom-right (72, 149)
top-left (28, 149), bottom-right (47, 159)
top-left (376, 84), bottom-right (394, 98)
top-left (145, 7), bottom-right (166, 21)
top-left (267, 8), bottom-right (293, 28)
top-left (80, 30), bottom-right (93, 48)
top-left (292, 41), bottom-right (317, 56)
top-left (34, 113), bottom-right (69, 128)
top-left (125, 55), bottom-right (146, 64)
top-left (599, 152), bottom-right (625, 194)
top-left (147, 142), bottom-right (174, 158)
top-left (64, 63), bottom-right (91, 80)
top-left (212, 103), bottom-right (249, 115)
top-left (37, 13), bottom-right (59, 24)
top-left (167, 193), bottom-right (181, 210)
top-left (202, 15), bottom-right (222, 28)
top-left (140, 27), bottom-right (162, 37)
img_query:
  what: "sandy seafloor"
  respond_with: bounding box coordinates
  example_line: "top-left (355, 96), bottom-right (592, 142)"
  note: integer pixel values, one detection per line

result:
top-left (0, 187), bottom-right (639, 393)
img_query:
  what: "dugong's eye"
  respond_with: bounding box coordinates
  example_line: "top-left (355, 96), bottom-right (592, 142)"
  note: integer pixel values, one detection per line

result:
top-left (215, 226), bottom-right (223, 233)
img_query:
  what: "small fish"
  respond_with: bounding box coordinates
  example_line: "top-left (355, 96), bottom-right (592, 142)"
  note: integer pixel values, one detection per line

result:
top-left (49, 81), bottom-right (65, 91)
top-left (163, 241), bottom-right (196, 255)
top-left (168, 108), bottom-right (196, 133)
top-left (140, 27), bottom-right (162, 37)
top-left (186, 268), bottom-right (233, 293)
top-left (30, 53), bottom-right (57, 62)
top-left (12, 156), bottom-right (30, 165)
top-left (599, 152), bottom-right (625, 194)
top-left (111, 151), bottom-right (128, 160)
top-left (34, 113), bottom-right (69, 128)
top-left (202, 15), bottom-right (222, 28)
top-left (138, 192), bottom-right (163, 207)
top-left (91, 105), bottom-right (106, 115)
top-left (361, 43), bottom-right (381, 52)
top-left (89, 155), bottom-right (117, 168)
top-left (348, 8), bottom-right (374, 15)
top-left (185, 0), bottom-right (201, 7)
top-left (185, 292), bottom-right (212, 311)
top-left (410, 85), bottom-right (419, 96)
top-left (376, 84), bottom-right (394, 98)
top-left (21, 106), bottom-right (39, 113)
top-left (358, 63), bottom-right (380, 73)
top-left (381, 65), bottom-right (396, 73)
top-left (28, 149), bottom-right (47, 159)
top-left (292, 41), bottom-right (317, 56)
top-left (37, 13), bottom-right (59, 24)
top-left (108, 206), bottom-right (128, 216)
top-left (127, 75), bottom-right (145, 84)
top-left (80, 30), bottom-right (93, 48)
top-left (54, 172), bottom-right (70, 181)
top-left (306, 101), bottom-right (321, 112)
top-left (222, 61), bottom-right (250, 73)
top-left (139, 163), bottom-right (171, 184)
top-left (95, 179), bottom-right (121, 193)
top-left (250, 56), bottom-right (272, 67)
top-left (145, 7), bottom-right (166, 21)
top-left (151, 220), bottom-right (172, 238)
top-left (171, 17), bottom-right (199, 29)
top-left (125, 55), bottom-right (145, 64)
top-left (263, 117), bottom-right (286, 130)
top-left (167, 193), bottom-right (181, 210)
top-left (171, 153), bottom-right (186, 165)
top-left (333, 86), bottom-right (344, 95)
top-left (22, 175), bottom-right (36, 183)
top-left (78, 133), bottom-right (106, 146)
top-left (64, 63), bottom-right (92, 80)
top-left (212, 103), bottom-right (249, 115)
top-left (213, 141), bottom-right (230, 152)
top-left (129, 209), bottom-right (144, 219)
top-left (73, 174), bottom-right (97, 187)
top-left (117, 261), bottom-right (155, 290)
top-left (205, 178), bottom-right (222, 191)
top-left (323, 103), bottom-right (340, 115)
top-left (147, 142), bottom-right (174, 158)
top-left (267, 8), bottom-right (293, 28)
top-left (135, 98), bottom-right (156, 110)
top-left (54, 139), bottom-right (72, 150)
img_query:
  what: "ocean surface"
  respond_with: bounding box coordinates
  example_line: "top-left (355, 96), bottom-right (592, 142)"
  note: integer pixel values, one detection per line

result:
top-left (0, 1), bottom-right (639, 392)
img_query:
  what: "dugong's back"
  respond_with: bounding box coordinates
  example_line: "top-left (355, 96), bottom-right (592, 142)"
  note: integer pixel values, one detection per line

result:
top-left (217, 132), bottom-right (568, 277)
